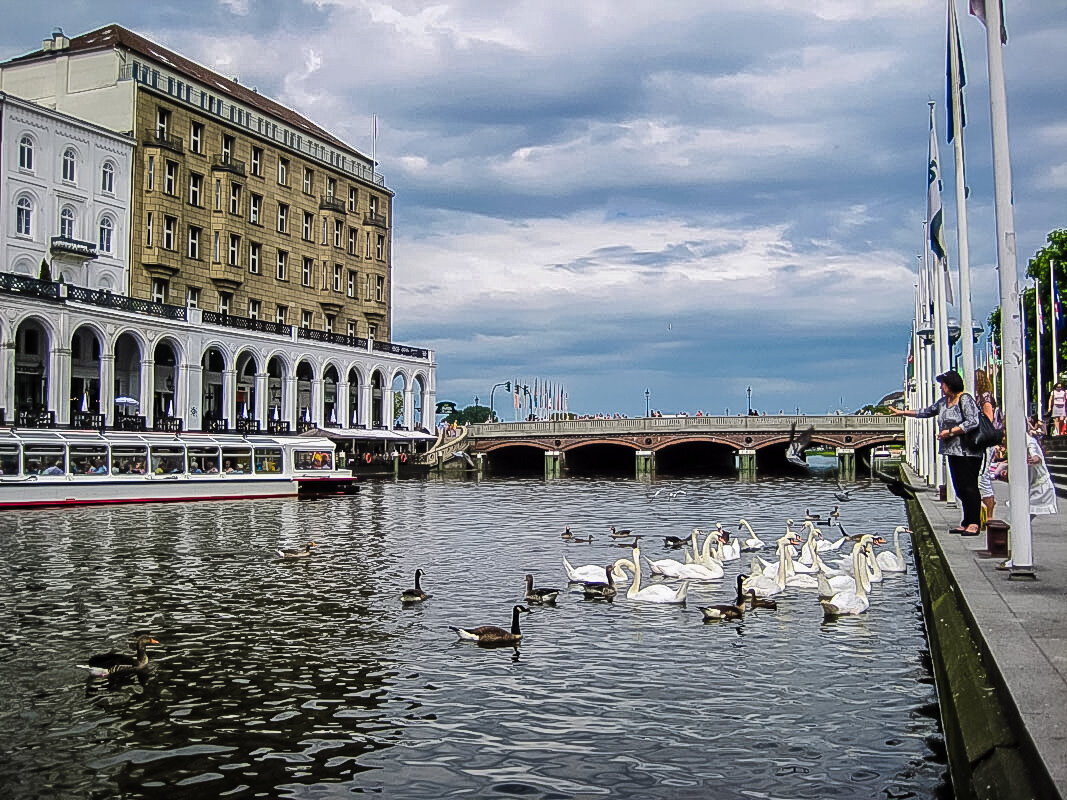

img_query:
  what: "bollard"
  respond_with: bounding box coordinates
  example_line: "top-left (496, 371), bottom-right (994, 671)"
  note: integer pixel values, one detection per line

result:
top-left (978, 519), bottom-right (1010, 559)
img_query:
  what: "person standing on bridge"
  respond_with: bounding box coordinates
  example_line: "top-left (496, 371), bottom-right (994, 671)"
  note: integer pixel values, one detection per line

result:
top-left (890, 369), bottom-right (984, 535)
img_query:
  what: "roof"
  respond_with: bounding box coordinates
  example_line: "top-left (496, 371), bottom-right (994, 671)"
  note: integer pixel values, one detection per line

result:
top-left (2, 24), bottom-right (365, 161)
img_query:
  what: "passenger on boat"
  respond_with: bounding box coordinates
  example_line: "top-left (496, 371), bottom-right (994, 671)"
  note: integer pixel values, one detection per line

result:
top-left (43, 461), bottom-right (63, 475)
top-left (224, 460), bottom-right (234, 473)
top-left (92, 460), bottom-right (107, 474)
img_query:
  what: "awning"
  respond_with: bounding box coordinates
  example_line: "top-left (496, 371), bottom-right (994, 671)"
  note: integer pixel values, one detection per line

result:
top-left (300, 427), bottom-right (435, 441)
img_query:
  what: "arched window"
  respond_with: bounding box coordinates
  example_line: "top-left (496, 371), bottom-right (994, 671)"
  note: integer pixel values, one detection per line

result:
top-left (60, 207), bottom-right (76, 240)
top-left (62, 147), bottom-right (77, 182)
top-left (98, 216), bottom-right (114, 253)
top-left (101, 161), bottom-right (115, 193)
top-left (16, 196), bottom-right (33, 236)
top-left (19, 136), bottom-right (34, 170)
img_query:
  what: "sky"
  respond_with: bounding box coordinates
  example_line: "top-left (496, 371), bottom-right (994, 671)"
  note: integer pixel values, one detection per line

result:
top-left (3, 1), bottom-right (1064, 417)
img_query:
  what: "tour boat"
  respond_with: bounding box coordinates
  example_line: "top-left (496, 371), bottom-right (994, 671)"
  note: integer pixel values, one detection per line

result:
top-left (0, 428), bottom-right (356, 509)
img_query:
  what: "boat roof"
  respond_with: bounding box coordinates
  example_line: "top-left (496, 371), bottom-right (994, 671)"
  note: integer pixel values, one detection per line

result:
top-left (0, 429), bottom-right (336, 448)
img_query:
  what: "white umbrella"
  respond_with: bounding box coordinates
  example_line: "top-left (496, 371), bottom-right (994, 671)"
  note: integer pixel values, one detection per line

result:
top-left (352, 408), bottom-right (358, 426)
top-left (329, 407), bottom-right (337, 425)
top-left (167, 399), bottom-right (174, 417)
top-left (80, 392), bottom-right (89, 413)
top-left (241, 402), bottom-right (248, 419)
top-left (272, 405), bottom-right (279, 421)
top-left (303, 407), bottom-right (310, 422)
top-left (115, 395), bottom-right (139, 408)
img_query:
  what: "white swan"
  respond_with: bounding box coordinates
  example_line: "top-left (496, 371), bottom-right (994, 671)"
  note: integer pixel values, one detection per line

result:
top-left (738, 518), bottom-right (765, 551)
top-left (742, 540), bottom-right (788, 598)
top-left (715, 526), bottom-right (742, 562)
top-left (563, 555), bottom-right (630, 584)
top-left (875, 526), bottom-right (911, 573)
top-left (646, 551), bottom-right (723, 581)
top-left (817, 543), bottom-right (864, 597)
top-left (623, 548), bottom-right (689, 604)
top-left (820, 544), bottom-right (872, 617)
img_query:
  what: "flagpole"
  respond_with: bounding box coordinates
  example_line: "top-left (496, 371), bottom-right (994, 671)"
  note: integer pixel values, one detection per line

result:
top-left (926, 106), bottom-right (950, 499)
top-left (1052, 260), bottom-right (1060, 386)
top-left (978, 0), bottom-right (1032, 573)
top-left (948, 0), bottom-right (976, 390)
top-left (1036, 280), bottom-right (1043, 420)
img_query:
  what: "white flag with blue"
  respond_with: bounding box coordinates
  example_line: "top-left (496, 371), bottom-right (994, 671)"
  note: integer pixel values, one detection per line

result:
top-left (927, 108), bottom-right (953, 303)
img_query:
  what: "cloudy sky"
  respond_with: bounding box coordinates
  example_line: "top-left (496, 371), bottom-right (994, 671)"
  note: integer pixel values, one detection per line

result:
top-left (3, 1), bottom-right (1064, 416)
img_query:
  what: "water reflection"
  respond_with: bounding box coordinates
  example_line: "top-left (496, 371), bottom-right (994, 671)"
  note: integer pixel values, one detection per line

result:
top-left (0, 475), bottom-right (949, 799)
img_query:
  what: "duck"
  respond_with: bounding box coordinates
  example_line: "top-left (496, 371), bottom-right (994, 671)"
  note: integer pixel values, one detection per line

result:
top-left (609, 526), bottom-right (633, 538)
top-left (561, 527), bottom-right (574, 540)
top-left (78, 635), bottom-right (159, 677)
top-left (828, 505), bottom-right (841, 522)
top-left (275, 541), bottom-right (317, 559)
top-left (614, 536), bottom-right (644, 548)
top-left (875, 526), bottom-right (911, 573)
top-left (563, 556), bottom-right (629, 584)
top-left (621, 548), bottom-right (689, 604)
top-left (699, 576), bottom-right (746, 621)
top-left (450, 605), bottom-right (531, 645)
top-left (581, 565), bottom-right (618, 600)
top-left (524, 574), bottom-right (561, 604)
top-left (401, 568), bottom-right (429, 603)
top-left (820, 545), bottom-right (872, 617)
top-left (738, 519), bottom-right (765, 551)
top-left (746, 589), bottom-right (778, 610)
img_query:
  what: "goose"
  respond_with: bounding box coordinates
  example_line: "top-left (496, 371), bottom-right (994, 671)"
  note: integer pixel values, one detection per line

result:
top-left (275, 541), bottom-right (317, 559)
top-left (524, 574), bottom-right (561, 605)
top-left (613, 535), bottom-right (644, 548)
top-left (821, 545), bottom-right (872, 617)
top-left (664, 528), bottom-right (699, 549)
top-left (827, 505), bottom-right (841, 522)
top-left (738, 519), bottom-right (765, 551)
top-left (78, 635), bottom-right (159, 677)
top-left (609, 526), bottom-right (633, 538)
top-left (567, 535), bottom-right (594, 544)
top-left (622, 548), bottom-right (689, 604)
top-left (875, 526), bottom-right (911, 573)
top-left (401, 569), bottom-right (429, 603)
top-left (743, 540), bottom-right (788, 598)
top-left (581, 565), bottom-right (618, 600)
top-left (699, 576), bottom-right (747, 621)
top-left (563, 556), bottom-right (629, 584)
top-left (561, 527), bottom-right (574, 540)
top-left (804, 508), bottom-right (821, 522)
top-left (746, 589), bottom-right (778, 610)
top-left (450, 605), bottom-right (531, 645)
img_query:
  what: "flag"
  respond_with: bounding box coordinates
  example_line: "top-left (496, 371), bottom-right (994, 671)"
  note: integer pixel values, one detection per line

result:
top-left (947, 0), bottom-right (966, 143)
top-left (1036, 285), bottom-right (1044, 329)
top-left (927, 107), bottom-right (953, 303)
top-left (969, 0), bottom-right (1007, 44)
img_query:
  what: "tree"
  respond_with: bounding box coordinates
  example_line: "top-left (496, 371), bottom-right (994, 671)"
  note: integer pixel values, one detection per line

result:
top-left (38, 258), bottom-right (52, 283)
top-left (444, 404), bottom-right (493, 425)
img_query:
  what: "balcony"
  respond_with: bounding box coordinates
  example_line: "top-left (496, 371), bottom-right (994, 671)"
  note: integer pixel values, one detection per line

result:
top-left (143, 130), bottom-right (184, 154)
top-left (50, 236), bottom-right (98, 261)
top-left (319, 194), bottom-right (346, 214)
top-left (363, 212), bottom-right (388, 229)
top-left (17, 410), bottom-right (56, 429)
top-left (212, 154), bottom-right (246, 177)
top-left (153, 416), bottom-right (184, 433)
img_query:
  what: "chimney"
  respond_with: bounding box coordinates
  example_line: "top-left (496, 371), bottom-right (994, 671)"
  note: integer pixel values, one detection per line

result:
top-left (50, 28), bottom-right (70, 51)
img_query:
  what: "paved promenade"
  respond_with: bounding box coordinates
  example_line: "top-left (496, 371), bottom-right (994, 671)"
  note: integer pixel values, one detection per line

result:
top-left (905, 464), bottom-right (1066, 799)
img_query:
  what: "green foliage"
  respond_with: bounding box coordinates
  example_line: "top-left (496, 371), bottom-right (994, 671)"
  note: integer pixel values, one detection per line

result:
top-left (444, 404), bottom-right (494, 425)
top-left (38, 259), bottom-right (52, 283)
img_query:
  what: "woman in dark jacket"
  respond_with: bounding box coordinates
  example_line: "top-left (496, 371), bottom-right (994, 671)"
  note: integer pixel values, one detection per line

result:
top-left (891, 369), bottom-right (983, 534)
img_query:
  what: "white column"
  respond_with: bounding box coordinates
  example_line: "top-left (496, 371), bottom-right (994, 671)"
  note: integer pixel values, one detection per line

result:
top-left (139, 358), bottom-right (154, 426)
top-left (337, 381), bottom-right (350, 428)
top-left (254, 372), bottom-right (268, 424)
top-left (222, 368), bottom-right (237, 428)
top-left (0, 340), bottom-right (14, 419)
top-left (382, 387), bottom-right (394, 430)
top-left (403, 386), bottom-right (415, 429)
top-left (283, 375), bottom-right (298, 428)
top-left (100, 353), bottom-right (115, 426)
top-left (310, 378), bottom-right (324, 426)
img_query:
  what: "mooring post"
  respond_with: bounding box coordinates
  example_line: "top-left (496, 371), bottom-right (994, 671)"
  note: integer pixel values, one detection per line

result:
top-left (635, 449), bottom-right (655, 477)
top-left (837, 447), bottom-right (855, 482)
top-left (736, 448), bottom-right (756, 480)
top-left (544, 450), bottom-right (562, 478)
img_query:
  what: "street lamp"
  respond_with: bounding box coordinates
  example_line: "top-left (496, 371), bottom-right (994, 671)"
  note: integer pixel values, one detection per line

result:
top-left (489, 381), bottom-right (511, 422)
top-left (644, 388), bottom-right (650, 417)
top-left (747, 385), bottom-right (752, 415)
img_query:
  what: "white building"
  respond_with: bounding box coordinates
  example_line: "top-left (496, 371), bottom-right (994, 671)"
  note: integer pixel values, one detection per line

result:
top-left (1, 91), bottom-right (133, 292)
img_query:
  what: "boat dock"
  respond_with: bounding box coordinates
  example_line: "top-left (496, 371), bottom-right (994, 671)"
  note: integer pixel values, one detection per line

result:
top-left (905, 462), bottom-right (1066, 800)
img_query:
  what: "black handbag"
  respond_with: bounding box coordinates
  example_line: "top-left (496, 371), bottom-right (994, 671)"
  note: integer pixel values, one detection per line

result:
top-left (965, 395), bottom-right (1004, 449)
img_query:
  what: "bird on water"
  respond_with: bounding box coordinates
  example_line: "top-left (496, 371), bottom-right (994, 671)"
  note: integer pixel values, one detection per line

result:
top-left (450, 605), bottom-right (532, 645)
top-left (78, 635), bottom-right (160, 677)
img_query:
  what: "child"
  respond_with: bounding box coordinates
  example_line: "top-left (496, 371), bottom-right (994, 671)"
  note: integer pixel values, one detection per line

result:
top-left (999, 433), bottom-right (1057, 569)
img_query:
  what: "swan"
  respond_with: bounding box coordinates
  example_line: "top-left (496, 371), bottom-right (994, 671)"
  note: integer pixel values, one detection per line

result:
top-left (450, 605), bottom-right (531, 644)
top-left (742, 540), bottom-right (788, 598)
top-left (875, 526), bottom-right (911, 573)
top-left (524, 574), bottom-right (561, 604)
top-left (622, 548), bottom-right (689, 604)
top-left (820, 545), bottom-right (872, 617)
top-left (647, 552), bottom-right (723, 581)
top-left (738, 519), bottom-right (765, 551)
top-left (716, 528), bottom-right (742, 562)
top-left (401, 569), bottom-right (429, 603)
top-left (563, 555), bottom-right (629, 583)
top-left (781, 545), bottom-right (820, 588)
top-left (817, 545), bottom-right (864, 598)
top-left (755, 535), bottom-right (805, 577)
top-left (813, 526), bottom-right (850, 553)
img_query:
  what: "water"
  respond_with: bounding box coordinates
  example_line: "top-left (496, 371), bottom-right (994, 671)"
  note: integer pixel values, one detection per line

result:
top-left (0, 474), bottom-right (949, 799)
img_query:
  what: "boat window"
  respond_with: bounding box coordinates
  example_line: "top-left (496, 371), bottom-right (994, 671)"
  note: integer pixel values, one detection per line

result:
top-left (294, 450), bottom-right (333, 470)
top-left (221, 447), bottom-right (251, 474)
top-left (187, 446), bottom-right (220, 474)
top-left (112, 446), bottom-right (148, 474)
top-left (150, 446), bottom-right (186, 474)
top-left (254, 447), bottom-right (283, 473)
top-left (24, 446), bottom-right (65, 476)
top-left (0, 446), bottom-right (20, 476)
top-left (69, 446), bottom-right (109, 476)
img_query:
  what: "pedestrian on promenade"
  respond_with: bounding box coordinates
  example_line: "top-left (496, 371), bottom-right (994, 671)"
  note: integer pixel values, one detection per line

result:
top-left (1048, 382), bottom-right (1066, 435)
top-left (999, 431), bottom-right (1058, 570)
top-left (974, 369), bottom-right (1000, 526)
top-left (890, 369), bottom-right (984, 535)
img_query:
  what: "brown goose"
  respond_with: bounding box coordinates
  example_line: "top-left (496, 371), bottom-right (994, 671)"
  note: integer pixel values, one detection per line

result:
top-left (524, 574), bottom-right (560, 604)
top-left (79, 635), bottom-right (159, 677)
top-left (275, 541), bottom-right (318, 559)
top-left (401, 568), bottom-right (429, 603)
top-left (450, 605), bottom-right (531, 645)
top-left (746, 588), bottom-right (778, 610)
top-left (581, 564), bottom-right (617, 600)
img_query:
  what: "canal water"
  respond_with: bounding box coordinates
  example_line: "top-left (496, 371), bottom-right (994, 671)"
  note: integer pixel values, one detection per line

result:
top-left (0, 473), bottom-right (950, 799)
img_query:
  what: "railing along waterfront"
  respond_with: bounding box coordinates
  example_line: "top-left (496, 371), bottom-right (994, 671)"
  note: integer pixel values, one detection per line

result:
top-left (471, 415), bottom-right (905, 438)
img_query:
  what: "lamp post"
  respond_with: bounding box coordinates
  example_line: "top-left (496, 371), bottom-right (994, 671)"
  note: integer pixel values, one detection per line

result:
top-left (489, 381), bottom-right (511, 423)
top-left (747, 386), bottom-right (752, 415)
top-left (644, 388), bottom-right (650, 417)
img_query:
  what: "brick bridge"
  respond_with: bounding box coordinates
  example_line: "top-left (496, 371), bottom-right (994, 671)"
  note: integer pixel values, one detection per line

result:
top-left (459, 415), bottom-right (905, 477)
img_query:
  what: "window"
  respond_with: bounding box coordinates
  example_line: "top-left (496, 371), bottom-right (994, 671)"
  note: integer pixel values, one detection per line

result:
top-left (301, 310), bottom-right (313, 329)
top-left (213, 231), bottom-right (220, 262)
top-left (278, 157), bottom-right (289, 185)
top-left (60, 207), bottom-right (76, 239)
top-left (146, 212), bottom-right (153, 246)
top-left (156, 108), bottom-right (171, 138)
top-left (368, 323), bottom-right (378, 339)
top-left (163, 216), bottom-right (176, 250)
top-left (147, 155), bottom-right (155, 190)
top-left (152, 278), bottom-right (168, 304)
top-left (302, 211), bottom-right (313, 241)
top-left (250, 146), bottom-right (262, 176)
top-left (347, 321), bottom-right (356, 338)
top-left (16, 196), bottom-right (33, 236)
top-left (325, 314), bottom-right (335, 334)
top-left (222, 133), bottom-right (234, 161)
top-left (190, 122), bottom-right (203, 153)
top-left (347, 270), bottom-right (356, 298)
top-left (248, 299), bottom-right (261, 320)
top-left (164, 160), bottom-right (178, 195)
top-left (333, 264), bottom-right (343, 292)
top-left (321, 260), bottom-right (328, 289)
top-left (228, 234), bottom-right (240, 266)
top-left (334, 220), bottom-right (343, 248)
top-left (214, 179), bottom-right (222, 210)
top-left (101, 162), bottom-right (115, 193)
top-left (303, 167), bottom-right (313, 194)
top-left (98, 217), bottom-right (114, 253)
top-left (348, 187), bottom-right (357, 212)
top-left (276, 305), bottom-right (288, 325)
top-left (189, 173), bottom-right (203, 206)
top-left (321, 217), bottom-right (328, 246)
top-left (186, 286), bottom-right (200, 308)
top-left (376, 234), bottom-right (385, 260)
top-left (369, 195), bottom-right (378, 216)
top-left (301, 257), bottom-right (312, 286)
top-left (376, 275), bottom-right (385, 301)
top-left (277, 203), bottom-right (289, 233)
top-left (364, 275), bottom-right (372, 301)
top-left (187, 226), bottom-right (201, 259)
top-left (229, 182), bottom-right (241, 215)
top-left (62, 147), bottom-right (77, 182)
top-left (276, 250), bottom-right (288, 281)
top-left (19, 136), bottom-right (33, 170)
top-left (218, 292), bottom-right (231, 315)
top-left (249, 193), bottom-right (261, 224)
top-left (365, 231), bottom-right (371, 258)
top-left (347, 228), bottom-right (356, 255)
top-left (248, 242), bottom-right (260, 274)
top-left (326, 177), bottom-right (336, 199)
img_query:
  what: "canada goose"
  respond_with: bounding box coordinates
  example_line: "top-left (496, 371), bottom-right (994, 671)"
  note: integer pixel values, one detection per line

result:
top-left (450, 605), bottom-right (531, 645)
top-left (581, 565), bottom-right (617, 600)
top-left (275, 541), bottom-right (317, 559)
top-left (78, 635), bottom-right (159, 677)
top-left (524, 574), bottom-right (561, 604)
top-left (804, 508), bottom-right (821, 521)
top-left (663, 529), bottom-right (695, 549)
top-left (746, 589), bottom-right (778, 610)
top-left (561, 527), bottom-right (574, 540)
top-left (699, 574), bottom-right (747, 621)
top-left (401, 568), bottom-right (429, 603)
